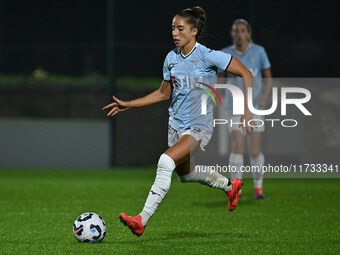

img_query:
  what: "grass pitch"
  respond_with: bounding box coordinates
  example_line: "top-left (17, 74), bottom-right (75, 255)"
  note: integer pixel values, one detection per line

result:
top-left (0, 169), bottom-right (339, 254)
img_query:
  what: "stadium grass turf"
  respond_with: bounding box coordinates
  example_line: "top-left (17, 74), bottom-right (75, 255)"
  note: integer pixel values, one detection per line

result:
top-left (0, 169), bottom-right (339, 255)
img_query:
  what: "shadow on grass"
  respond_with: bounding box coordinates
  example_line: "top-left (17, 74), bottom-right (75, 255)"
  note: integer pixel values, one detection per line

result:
top-left (112, 230), bottom-right (252, 245)
top-left (191, 196), bottom-right (259, 208)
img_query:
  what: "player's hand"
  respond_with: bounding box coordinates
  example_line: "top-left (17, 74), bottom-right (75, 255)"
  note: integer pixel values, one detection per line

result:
top-left (102, 96), bottom-right (130, 117)
top-left (239, 109), bottom-right (257, 134)
top-left (258, 96), bottom-right (267, 108)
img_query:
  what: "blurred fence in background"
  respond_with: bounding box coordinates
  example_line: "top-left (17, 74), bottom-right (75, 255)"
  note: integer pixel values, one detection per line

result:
top-left (0, 0), bottom-right (338, 168)
top-left (0, 81), bottom-right (169, 168)
top-left (0, 79), bottom-right (339, 168)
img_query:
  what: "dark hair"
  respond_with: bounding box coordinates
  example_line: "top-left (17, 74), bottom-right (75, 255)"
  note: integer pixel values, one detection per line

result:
top-left (176, 6), bottom-right (206, 40)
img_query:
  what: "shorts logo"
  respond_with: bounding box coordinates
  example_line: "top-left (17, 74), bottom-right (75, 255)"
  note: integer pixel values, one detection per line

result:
top-left (193, 128), bottom-right (201, 133)
top-left (168, 125), bottom-right (174, 134)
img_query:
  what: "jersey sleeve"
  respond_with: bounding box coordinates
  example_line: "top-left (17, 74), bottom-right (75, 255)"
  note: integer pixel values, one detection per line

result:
top-left (205, 50), bottom-right (232, 72)
top-left (260, 47), bottom-right (271, 70)
top-left (162, 54), bottom-right (171, 82)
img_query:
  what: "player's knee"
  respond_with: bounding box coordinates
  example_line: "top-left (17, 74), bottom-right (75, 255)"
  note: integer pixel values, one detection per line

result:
top-left (231, 132), bottom-right (244, 153)
top-left (155, 153), bottom-right (176, 190)
top-left (232, 140), bottom-right (244, 154)
top-left (157, 153), bottom-right (176, 171)
top-left (250, 149), bottom-right (261, 158)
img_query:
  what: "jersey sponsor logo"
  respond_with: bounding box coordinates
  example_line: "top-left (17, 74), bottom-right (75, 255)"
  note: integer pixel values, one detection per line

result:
top-left (171, 76), bottom-right (180, 88)
top-left (198, 82), bottom-right (223, 115)
top-left (198, 82), bottom-right (223, 106)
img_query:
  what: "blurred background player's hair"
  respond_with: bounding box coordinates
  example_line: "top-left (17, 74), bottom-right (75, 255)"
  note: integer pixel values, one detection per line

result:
top-left (231, 18), bottom-right (254, 44)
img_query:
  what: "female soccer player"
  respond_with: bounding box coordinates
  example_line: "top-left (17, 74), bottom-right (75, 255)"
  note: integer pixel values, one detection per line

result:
top-left (220, 19), bottom-right (272, 199)
top-left (103, 7), bottom-right (255, 237)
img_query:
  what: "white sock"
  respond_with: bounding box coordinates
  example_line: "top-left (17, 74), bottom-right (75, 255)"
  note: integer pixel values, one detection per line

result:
top-left (229, 153), bottom-right (243, 180)
top-left (139, 153), bottom-right (175, 226)
top-left (251, 152), bottom-right (264, 188)
top-left (139, 211), bottom-right (150, 226)
top-left (178, 165), bottom-right (232, 193)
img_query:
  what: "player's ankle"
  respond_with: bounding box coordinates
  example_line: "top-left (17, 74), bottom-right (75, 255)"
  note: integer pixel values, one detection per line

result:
top-left (139, 210), bottom-right (151, 226)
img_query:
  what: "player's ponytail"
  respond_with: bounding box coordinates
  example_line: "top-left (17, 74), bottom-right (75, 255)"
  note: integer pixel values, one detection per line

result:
top-left (191, 6), bottom-right (206, 24)
top-left (176, 6), bottom-right (206, 41)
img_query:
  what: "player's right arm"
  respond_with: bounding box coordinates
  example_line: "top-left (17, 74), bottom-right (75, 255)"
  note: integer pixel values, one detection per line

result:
top-left (102, 80), bottom-right (172, 117)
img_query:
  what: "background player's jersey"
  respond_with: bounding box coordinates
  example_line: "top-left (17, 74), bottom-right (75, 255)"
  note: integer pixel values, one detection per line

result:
top-left (220, 44), bottom-right (271, 112)
top-left (163, 42), bottom-right (232, 132)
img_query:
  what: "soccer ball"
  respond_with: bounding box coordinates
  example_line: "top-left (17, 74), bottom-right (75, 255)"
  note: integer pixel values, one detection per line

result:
top-left (73, 212), bottom-right (106, 243)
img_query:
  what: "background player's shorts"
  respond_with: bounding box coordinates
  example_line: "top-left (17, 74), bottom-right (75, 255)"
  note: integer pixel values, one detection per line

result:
top-left (228, 114), bottom-right (265, 134)
top-left (168, 125), bottom-right (212, 151)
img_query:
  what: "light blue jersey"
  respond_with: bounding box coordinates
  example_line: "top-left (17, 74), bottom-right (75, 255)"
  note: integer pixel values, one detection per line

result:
top-left (220, 44), bottom-right (271, 111)
top-left (163, 42), bottom-right (232, 132)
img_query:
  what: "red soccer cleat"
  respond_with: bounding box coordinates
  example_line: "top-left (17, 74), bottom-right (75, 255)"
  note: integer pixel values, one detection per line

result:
top-left (226, 179), bottom-right (243, 211)
top-left (237, 189), bottom-right (242, 200)
top-left (119, 213), bottom-right (145, 237)
top-left (254, 187), bottom-right (265, 199)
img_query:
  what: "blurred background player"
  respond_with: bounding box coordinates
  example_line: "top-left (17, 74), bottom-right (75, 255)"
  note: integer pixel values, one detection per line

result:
top-left (103, 7), bottom-right (255, 236)
top-left (219, 19), bottom-right (272, 199)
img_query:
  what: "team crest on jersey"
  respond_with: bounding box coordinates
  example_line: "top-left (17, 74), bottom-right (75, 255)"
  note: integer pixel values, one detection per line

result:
top-left (190, 60), bottom-right (199, 69)
top-left (249, 55), bottom-right (255, 61)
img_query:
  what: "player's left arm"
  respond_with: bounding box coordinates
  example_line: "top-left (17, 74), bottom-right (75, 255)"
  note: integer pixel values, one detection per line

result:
top-left (225, 57), bottom-right (255, 134)
top-left (258, 68), bottom-right (273, 107)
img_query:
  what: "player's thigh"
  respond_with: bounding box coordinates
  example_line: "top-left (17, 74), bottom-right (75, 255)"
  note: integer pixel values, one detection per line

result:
top-left (247, 132), bottom-right (262, 157)
top-left (165, 134), bottom-right (199, 166)
top-left (230, 130), bottom-right (245, 154)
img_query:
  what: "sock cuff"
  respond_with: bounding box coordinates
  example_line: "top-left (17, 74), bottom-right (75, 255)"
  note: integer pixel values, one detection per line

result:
top-left (229, 153), bottom-right (243, 164)
top-left (250, 152), bottom-right (264, 165)
top-left (158, 153), bottom-right (176, 170)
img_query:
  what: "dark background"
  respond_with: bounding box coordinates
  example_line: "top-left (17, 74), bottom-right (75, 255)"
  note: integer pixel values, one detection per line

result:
top-left (0, 0), bottom-right (338, 78)
top-left (0, 1), bottom-right (339, 168)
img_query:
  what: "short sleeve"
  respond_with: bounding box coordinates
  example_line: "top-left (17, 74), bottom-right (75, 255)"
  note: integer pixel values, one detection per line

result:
top-left (260, 47), bottom-right (271, 70)
top-left (205, 50), bottom-right (232, 72)
top-left (162, 55), bottom-right (171, 82)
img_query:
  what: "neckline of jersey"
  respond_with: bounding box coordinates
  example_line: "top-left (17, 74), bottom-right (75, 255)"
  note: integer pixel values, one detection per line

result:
top-left (233, 43), bottom-right (252, 56)
top-left (180, 42), bottom-right (198, 59)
